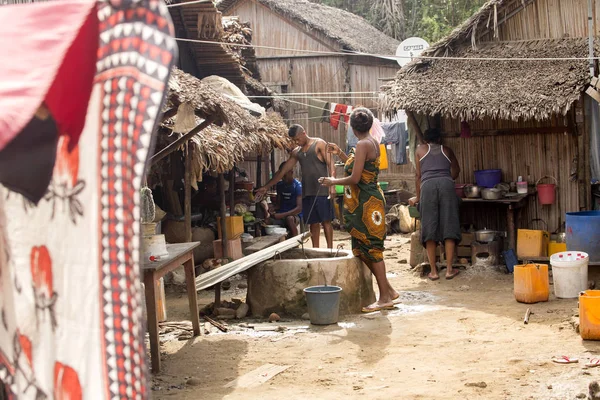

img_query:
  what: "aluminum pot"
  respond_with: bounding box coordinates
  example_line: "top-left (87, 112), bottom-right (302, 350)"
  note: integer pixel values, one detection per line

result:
top-left (463, 184), bottom-right (481, 198)
top-left (475, 229), bottom-right (498, 243)
top-left (482, 188), bottom-right (504, 200)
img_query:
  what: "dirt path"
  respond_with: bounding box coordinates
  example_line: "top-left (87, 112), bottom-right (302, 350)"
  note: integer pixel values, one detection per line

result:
top-left (152, 233), bottom-right (600, 400)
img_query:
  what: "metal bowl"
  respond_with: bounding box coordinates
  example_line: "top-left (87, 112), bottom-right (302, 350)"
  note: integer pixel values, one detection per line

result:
top-left (475, 229), bottom-right (498, 243)
top-left (463, 184), bottom-right (481, 198)
top-left (482, 188), bottom-right (504, 200)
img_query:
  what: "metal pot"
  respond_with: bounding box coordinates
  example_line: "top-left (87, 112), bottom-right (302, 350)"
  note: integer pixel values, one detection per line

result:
top-left (475, 229), bottom-right (498, 243)
top-left (463, 184), bottom-right (481, 198)
top-left (482, 188), bottom-right (504, 200)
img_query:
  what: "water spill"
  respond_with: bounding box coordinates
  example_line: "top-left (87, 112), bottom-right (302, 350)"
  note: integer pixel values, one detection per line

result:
top-left (387, 304), bottom-right (439, 316)
top-left (396, 291), bottom-right (437, 303)
top-left (386, 272), bottom-right (397, 278)
top-left (337, 321), bottom-right (356, 329)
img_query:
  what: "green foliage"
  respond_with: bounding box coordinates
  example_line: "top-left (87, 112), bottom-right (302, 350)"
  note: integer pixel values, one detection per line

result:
top-left (312, 0), bottom-right (486, 44)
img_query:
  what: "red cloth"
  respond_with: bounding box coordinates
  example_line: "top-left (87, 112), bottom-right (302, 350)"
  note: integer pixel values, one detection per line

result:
top-left (0, 1), bottom-right (98, 152)
top-left (330, 103), bottom-right (348, 130)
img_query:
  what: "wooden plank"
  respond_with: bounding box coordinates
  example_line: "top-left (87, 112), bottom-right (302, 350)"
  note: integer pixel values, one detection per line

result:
top-left (195, 232), bottom-right (310, 291)
top-left (184, 142), bottom-right (192, 242)
top-left (243, 234), bottom-right (286, 255)
top-left (224, 364), bottom-right (291, 389)
top-left (591, 76), bottom-right (599, 89)
top-left (586, 87), bottom-right (600, 103)
top-left (150, 117), bottom-right (213, 165)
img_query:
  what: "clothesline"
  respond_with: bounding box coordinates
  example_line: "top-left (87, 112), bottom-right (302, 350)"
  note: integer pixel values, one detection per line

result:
top-left (175, 37), bottom-right (600, 62)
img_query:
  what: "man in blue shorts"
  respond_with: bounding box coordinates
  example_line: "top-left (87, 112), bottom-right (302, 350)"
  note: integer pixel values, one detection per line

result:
top-left (256, 125), bottom-right (335, 248)
top-left (268, 163), bottom-right (303, 236)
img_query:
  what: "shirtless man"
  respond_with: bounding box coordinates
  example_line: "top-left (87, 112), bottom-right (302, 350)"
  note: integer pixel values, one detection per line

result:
top-left (256, 124), bottom-right (335, 248)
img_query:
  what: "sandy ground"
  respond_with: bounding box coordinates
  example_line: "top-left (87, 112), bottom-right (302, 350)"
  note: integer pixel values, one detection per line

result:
top-left (151, 232), bottom-right (600, 400)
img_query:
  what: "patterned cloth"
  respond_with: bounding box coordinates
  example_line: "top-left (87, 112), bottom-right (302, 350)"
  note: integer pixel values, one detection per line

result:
top-left (0, 1), bottom-right (176, 399)
top-left (343, 148), bottom-right (387, 263)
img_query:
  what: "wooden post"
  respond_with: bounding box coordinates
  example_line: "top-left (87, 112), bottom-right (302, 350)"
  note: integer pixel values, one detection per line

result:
top-left (184, 142), bottom-right (192, 242)
top-left (256, 154), bottom-right (263, 188)
top-left (216, 173), bottom-right (227, 306)
top-left (406, 111), bottom-right (425, 144)
top-left (229, 166), bottom-right (236, 219)
top-left (270, 150), bottom-right (276, 179)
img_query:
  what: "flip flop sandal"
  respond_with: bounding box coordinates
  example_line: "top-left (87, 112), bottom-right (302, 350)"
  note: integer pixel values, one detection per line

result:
top-left (585, 359), bottom-right (600, 368)
top-left (552, 356), bottom-right (579, 364)
top-left (446, 270), bottom-right (460, 280)
top-left (361, 304), bottom-right (395, 313)
top-left (427, 274), bottom-right (440, 281)
top-left (392, 294), bottom-right (400, 303)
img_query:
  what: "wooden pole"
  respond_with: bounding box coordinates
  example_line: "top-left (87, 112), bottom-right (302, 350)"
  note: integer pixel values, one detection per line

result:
top-left (229, 166), bottom-right (236, 221)
top-left (406, 111), bottom-right (425, 144)
top-left (270, 150), bottom-right (276, 179)
top-left (256, 154), bottom-right (263, 188)
top-left (216, 173), bottom-right (227, 306)
top-left (184, 142), bottom-right (192, 243)
top-left (150, 117), bottom-right (213, 165)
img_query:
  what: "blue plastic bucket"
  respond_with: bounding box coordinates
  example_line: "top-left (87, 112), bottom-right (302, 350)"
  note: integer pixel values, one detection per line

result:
top-left (474, 169), bottom-right (502, 188)
top-left (566, 211), bottom-right (600, 263)
top-left (303, 285), bottom-right (342, 325)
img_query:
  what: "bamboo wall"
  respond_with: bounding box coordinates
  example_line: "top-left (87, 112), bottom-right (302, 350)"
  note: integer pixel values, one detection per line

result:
top-left (441, 114), bottom-right (580, 233)
top-left (479, 0), bottom-right (599, 41)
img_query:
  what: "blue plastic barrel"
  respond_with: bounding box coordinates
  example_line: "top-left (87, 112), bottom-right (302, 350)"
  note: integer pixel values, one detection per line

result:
top-left (566, 211), bottom-right (600, 262)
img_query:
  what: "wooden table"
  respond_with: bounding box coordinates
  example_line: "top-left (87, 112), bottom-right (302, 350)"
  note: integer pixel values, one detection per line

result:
top-left (142, 242), bottom-right (201, 373)
top-left (461, 194), bottom-right (530, 250)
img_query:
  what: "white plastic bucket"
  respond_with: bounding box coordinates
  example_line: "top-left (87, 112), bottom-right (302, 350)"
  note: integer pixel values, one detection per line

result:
top-left (550, 251), bottom-right (589, 298)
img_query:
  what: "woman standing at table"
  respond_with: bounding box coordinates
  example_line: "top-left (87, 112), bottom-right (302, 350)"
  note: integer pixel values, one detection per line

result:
top-left (319, 108), bottom-right (399, 313)
top-left (411, 127), bottom-right (461, 281)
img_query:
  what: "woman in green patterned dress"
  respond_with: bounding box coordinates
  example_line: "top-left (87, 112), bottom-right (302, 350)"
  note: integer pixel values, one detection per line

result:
top-left (319, 108), bottom-right (399, 313)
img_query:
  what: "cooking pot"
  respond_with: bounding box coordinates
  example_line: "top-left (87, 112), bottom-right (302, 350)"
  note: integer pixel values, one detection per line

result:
top-left (482, 188), bottom-right (504, 200)
top-left (475, 229), bottom-right (498, 243)
top-left (463, 184), bottom-right (481, 198)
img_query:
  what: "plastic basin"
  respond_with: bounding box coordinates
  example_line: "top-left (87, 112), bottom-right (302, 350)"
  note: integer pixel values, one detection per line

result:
top-left (474, 169), bottom-right (502, 188)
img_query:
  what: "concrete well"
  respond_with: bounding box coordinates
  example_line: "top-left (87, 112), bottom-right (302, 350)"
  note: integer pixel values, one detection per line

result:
top-left (247, 248), bottom-right (376, 317)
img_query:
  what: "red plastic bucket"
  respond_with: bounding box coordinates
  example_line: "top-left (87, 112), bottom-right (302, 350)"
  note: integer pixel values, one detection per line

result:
top-left (536, 176), bottom-right (557, 205)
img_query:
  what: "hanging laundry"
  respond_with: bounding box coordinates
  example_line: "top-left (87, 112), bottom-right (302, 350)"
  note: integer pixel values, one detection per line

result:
top-left (321, 102), bottom-right (331, 123)
top-left (461, 120), bottom-right (472, 138)
top-left (308, 98), bottom-right (328, 120)
top-left (330, 103), bottom-right (349, 130)
top-left (381, 121), bottom-right (408, 165)
top-left (370, 118), bottom-right (384, 143)
top-left (346, 124), bottom-right (358, 154)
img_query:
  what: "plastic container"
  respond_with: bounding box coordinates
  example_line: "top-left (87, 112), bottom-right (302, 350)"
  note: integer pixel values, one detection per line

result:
top-left (304, 285), bottom-right (342, 325)
top-left (550, 251), bottom-right (589, 298)
top-left (579, 290), bottom-right (600, 340)
top-left (379, 144), bottom-right (388, 170)
top-left (516, 181), bottom-right (528, 194)
top-left (474, 169), bottom-right (502, 188)
top-left (379, 182), bottom-right (389, 191)
top-left (548, 241), bottom-right (567, 257)
top-left (536, 176), bottom-right (557, 205)
top-left (566, 211), bottom-right (600, 263)
top-left (335, 185), bottom-right (344, 195)
top-left (514, 264), bottom-right (550, 304)
top-left (517, 229), bottom-right (549, 258)
top-left (217, 216), bottom-right (244, 239)
top-left (455, 183), bottom-right (467, 198)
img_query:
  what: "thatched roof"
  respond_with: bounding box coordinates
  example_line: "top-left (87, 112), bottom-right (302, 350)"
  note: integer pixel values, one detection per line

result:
top-left (161, 67), bottom-right (292, 176)
top-left (380, 0), bottom-right (598, 121)
top-left (217, 0), bottom-right (400, 55)
top-left (381, 38), bottom-right (595, 121)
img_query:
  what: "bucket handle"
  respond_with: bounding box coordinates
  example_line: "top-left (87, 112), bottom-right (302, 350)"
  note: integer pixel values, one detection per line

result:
top-left (536, 175), bottom-right (557, 186)
top-left (529, 218), bottom-right (548, 231)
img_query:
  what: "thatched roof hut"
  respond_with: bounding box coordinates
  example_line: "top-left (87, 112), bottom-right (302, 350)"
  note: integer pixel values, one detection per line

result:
top-left (381, 38), bottom-right (596, 121)
top-left (380, 0), bottom-right (597, 121)
top-left (217, 0), bottom-right (399, 55)
top-left (160, 67), bottom-right (291, 178)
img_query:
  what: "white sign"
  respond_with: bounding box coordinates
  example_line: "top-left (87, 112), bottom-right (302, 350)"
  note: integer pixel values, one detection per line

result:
top-left (396, 37), bottom-right (430, 67)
